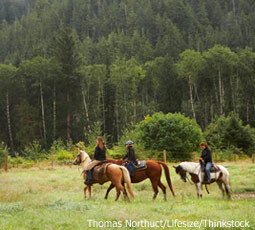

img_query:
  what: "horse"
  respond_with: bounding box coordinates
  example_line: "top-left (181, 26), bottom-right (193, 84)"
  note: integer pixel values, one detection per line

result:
top-left (104, 159), bottom-right (175, 201)
top-left (174, 162), bottom-right (232, 199)
top-left (73, 151), bottom-right (135, 202)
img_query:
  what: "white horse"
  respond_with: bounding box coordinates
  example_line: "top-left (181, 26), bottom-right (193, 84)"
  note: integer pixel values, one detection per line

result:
top-left (73, 150), bottom-right (135, 201)
top-left (174, 162), bottom-right (232, 199)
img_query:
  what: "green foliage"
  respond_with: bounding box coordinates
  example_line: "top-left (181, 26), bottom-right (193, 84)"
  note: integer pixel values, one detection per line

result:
top-left (205, 113), bottom-right (255, 155)
top-left (136, 112), bottom-right (204, 160)
top-left (0, 142), bottom-right (8, 168)
top-left (50, 139), bottom-right (76, 163)
top-left (21, 141), bottom-right (46, 161)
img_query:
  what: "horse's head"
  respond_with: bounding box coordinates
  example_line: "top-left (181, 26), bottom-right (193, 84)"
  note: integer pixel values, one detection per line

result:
top-left (173, 165), bottom-right (187, 182)
top-left (73, 150), bottom-right (89, 165)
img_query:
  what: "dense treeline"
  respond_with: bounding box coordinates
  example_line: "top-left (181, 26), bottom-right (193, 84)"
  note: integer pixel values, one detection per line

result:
top-left (0, 0), bottom-right (255, 151)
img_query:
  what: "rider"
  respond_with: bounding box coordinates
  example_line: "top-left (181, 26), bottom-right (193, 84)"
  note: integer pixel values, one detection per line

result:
top-left (84, 136), bottom-right (106, 185)
top-left (199, 142), bottom-right (212, 184)
top-left (122, 140), bottom-right (137, 176)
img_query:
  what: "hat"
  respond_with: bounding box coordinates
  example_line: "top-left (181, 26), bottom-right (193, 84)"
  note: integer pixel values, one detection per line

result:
top-left (125, 140), bottom-right (134, 145)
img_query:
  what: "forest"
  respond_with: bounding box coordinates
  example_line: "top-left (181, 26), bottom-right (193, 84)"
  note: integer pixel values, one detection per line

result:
top-left (0, 0), bottom-right (255, 155)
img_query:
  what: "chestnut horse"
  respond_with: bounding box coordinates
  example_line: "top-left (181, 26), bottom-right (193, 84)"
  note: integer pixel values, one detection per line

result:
top-left (104, 159), bottom-right (175, 201)
top-left (73, 151), bottom-right (135, 201)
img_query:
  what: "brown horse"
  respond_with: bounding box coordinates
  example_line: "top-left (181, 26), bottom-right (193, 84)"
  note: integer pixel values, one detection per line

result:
top-left (104, 159), bottom-right (175, 201)
top-left (73, 151), bottom-right (135, 202)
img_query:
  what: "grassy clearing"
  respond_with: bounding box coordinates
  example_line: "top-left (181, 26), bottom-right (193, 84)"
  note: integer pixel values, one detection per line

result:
top-left (0, 161), bottom-right (255, 230)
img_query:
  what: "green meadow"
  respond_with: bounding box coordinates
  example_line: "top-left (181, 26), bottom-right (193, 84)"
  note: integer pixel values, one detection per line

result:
top-left (0, 161), bottom-right (255, 230)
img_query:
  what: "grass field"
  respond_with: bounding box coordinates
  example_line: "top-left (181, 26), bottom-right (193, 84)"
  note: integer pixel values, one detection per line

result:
top-left (0, 161), bottom-right (255, 230)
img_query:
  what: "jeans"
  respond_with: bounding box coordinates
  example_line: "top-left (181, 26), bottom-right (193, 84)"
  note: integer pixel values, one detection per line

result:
top-left (125, 162), bottom-right (135, 176)
top-left (205, 162), bottom-right (213, 181)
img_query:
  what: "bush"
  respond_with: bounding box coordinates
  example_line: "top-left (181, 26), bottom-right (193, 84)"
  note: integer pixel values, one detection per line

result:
top-left (136, 112), bottom-right (204, 160)
top-left (0, 142), bottom-right (8, 168)
top-left (51, 139), bottom-right (77, 163)
top-left (21, 141), bottom-right (46, 161)
top-left (205, 113), bottom-right (255, 156)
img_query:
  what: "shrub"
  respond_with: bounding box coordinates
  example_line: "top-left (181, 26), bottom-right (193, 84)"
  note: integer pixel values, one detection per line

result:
top-left (204, 113), bottom-right (255, 156)
top-left (0, 142), bottom-right (8, 168)
top-left (136, 112), bottom-right (204, 160)
top-left (21, 141), bottom-right (46, 161)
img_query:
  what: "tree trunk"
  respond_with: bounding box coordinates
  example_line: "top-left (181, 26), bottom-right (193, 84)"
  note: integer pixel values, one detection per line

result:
top-left (81, 85), bottom-right (91, 133)
top-left (133, 98), bottom-right (137, 124)
top-left (53, 81), bottom-right (56, 141)
top-left (232, 0), bottom-right (236, 16)
top-left (115, 95), bottom-right (120, 142)
top-left (247, 103), bottom-right (249, 123)
top-left (218, 70), bottom-right (224, 115)
top-left (124, 90), bottom-right (127, 124)
top-left (40, 79), bottom-right (47, 146)
top-left (210, 95), bottom-right (214, 122)
top-left (101, 84), bottom-right (105, 133)
top-left (66, 88), bottom-right (71, 140)
top-left (222, 80), bottom-right (225, 116)
top-left (6, 90), bottom-right (14, 149)
top-left (189, 75), bottom-right (196, 121)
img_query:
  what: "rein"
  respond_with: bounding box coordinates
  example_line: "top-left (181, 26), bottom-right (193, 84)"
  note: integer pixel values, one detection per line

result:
top-left (186, 174), bottom-right (194, 185)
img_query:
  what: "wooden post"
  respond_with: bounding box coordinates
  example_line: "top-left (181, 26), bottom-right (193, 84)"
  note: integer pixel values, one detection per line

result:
top-left (193, 152), bottom-right (196, 162)
top-left (4, 152), bottom-right (8, 172)
top-left (234, 154), bottom-right (237, 162)
top-left (51, 151), bottom-right (54, 168)
top-left (163, 150), bottom-right (166, 163)
top-left (252, 154), bottom-right (255, 164)
top-left (214, 152), bottom-right (218, 163)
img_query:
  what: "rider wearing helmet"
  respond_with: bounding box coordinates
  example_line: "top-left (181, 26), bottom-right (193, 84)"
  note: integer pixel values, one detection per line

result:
top-left (122, 140), bottom-right (137, 176)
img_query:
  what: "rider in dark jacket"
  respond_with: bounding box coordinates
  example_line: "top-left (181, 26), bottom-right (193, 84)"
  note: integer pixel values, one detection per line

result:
top-left (94, 145), bottom-right (106, 161)
top-left (122, 140), bottom-right (137, 176)
top-left (199, 142), bottom-right (212, 183)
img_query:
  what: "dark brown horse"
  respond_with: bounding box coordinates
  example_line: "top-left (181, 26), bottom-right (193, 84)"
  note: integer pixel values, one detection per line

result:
top-left (104, 159), bottom-right (175, 201)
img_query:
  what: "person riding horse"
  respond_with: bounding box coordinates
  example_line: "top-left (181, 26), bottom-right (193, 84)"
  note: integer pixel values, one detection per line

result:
top-left (84, 136), bottom-right (106, 185)
top-left (199, 142), bottom-right (212, 184)
top-left (122, 140), bottom-right (137, 176)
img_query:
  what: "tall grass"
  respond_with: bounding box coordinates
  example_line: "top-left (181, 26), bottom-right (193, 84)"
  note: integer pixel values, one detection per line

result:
top-left (0, 161), bottom-right (254, 230)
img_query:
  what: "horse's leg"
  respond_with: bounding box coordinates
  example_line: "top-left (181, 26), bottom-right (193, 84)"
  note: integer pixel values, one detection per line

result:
top-left (107, 166), bottom-right (130, 202)
top-left (217, 181), bottom-right (225, 199)
top-left (84, 186), bottom-right (87, 199)
top-left (197, 182), bottom-right (203, 198)
top-left (115, 183), bottom-right (130, 202)
top-left (115, 187), bottom-right (121, 201)
top-left (224, 182), bottom-right (232, 199)
top-left (158, 181), bottom-right (167, 201)
top-left (88, 186), bottom-right (92, 199)
top-left (150, 178), bottom-right (159, 200)
top-left (105, 183), bottom-right (115, 200)
top-left (195, 183), bottom-right (200, 198)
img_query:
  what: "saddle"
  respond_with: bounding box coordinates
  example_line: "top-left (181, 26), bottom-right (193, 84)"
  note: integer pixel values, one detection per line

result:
top-left (200, 162), bottom-right (221, 173)
top-left (92, 162), bottom-right (111, 183)
top-left (135, 160), bottom-right (147, 171)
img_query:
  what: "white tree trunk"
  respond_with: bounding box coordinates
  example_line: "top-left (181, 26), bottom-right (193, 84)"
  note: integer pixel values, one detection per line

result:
top-left (189, 75), bottom-right (196, 121)
top-left (6, 90), bottom-right (14, 149)
top-left (40, 80), bottom-right (47, 145)
top-left (53, 81), bottom-right (56, 141)
top-left (81, 85), bottom-right (91, 133)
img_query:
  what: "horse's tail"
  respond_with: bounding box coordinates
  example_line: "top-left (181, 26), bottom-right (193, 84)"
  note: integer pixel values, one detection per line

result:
top-left (120, 166), bottom-right (135, 199)
top-left (157, 161), bottom-right (175, 197)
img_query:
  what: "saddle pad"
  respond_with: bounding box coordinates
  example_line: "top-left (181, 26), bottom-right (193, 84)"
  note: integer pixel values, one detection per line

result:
top-left (93, 163), bottom-right (111, 178)
top-left (135, 160), bottom-right (147, 171)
